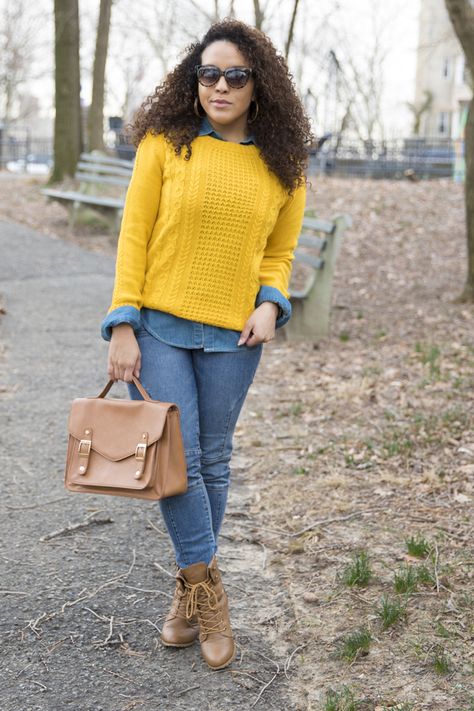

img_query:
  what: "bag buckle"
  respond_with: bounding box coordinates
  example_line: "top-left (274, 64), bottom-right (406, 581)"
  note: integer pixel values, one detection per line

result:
top-left (135, 443), bottom-right (147, 461)
top-left (78, 435), bottom-right (92, 475)
top-left (78, 439), bottom-right (91, 456)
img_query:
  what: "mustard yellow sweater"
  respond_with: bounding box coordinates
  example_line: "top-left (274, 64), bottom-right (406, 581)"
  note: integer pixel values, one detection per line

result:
top-left (107, 131), bottom-right (306, 331)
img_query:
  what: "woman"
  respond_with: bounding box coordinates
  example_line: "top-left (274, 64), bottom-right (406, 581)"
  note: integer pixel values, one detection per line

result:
top-left (101, 18), bottom-right (312, 670)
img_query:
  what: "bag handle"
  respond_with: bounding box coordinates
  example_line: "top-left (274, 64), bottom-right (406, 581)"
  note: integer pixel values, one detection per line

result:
top-left (97, 376), bottom-right (154, 402)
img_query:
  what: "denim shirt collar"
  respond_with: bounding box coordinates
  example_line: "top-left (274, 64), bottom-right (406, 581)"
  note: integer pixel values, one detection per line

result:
top-left (199, 115), bottom-right (256, 145)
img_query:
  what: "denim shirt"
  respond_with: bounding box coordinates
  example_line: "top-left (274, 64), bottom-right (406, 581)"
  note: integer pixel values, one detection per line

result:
top-left (101, 117), bottom-right (293, 351)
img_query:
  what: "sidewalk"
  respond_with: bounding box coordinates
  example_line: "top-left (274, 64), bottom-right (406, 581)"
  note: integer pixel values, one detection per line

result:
top-left (0, 220), bottom-right (296, 711)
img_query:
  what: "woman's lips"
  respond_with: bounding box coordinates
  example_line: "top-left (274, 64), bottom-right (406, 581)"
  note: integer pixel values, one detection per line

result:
top-left (212, 101), bottom-right (231, 106)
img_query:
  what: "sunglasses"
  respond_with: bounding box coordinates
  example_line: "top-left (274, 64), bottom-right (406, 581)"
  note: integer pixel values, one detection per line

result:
top-left (195, 64), bottom-right (254, 89)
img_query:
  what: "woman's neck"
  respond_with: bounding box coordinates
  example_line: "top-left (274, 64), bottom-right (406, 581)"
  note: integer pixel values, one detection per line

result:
top-left (207, 116), bottom-right (250, 144)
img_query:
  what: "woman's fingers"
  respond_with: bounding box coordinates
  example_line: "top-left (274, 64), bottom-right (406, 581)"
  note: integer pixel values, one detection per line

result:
top-left (107, 332), bottom-right (141, 382)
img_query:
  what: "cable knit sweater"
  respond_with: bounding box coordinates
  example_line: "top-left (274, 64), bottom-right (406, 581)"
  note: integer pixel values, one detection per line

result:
top-left (106, 130), bottom-right (307, 331)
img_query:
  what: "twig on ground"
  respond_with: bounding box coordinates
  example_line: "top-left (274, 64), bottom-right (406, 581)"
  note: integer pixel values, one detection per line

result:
top-left (84, 607), bottom-right (110, 622)
top-left (434, 541), bottom-right (440, 593)
top-left (146, 518), bottom-right (166, 537)
top-left (289, 508), bottom-right (381, 537)
top-left (40, 513), bottom-right (113, 541)
top-left (230, 670), bottom-right (266, 685)
top-left (0, 589), bottom-right (31, 596)
top-left (251, 651), bottom-right (281, 708)
top-left (25, 550), bottom-right (137, 635)
top-left (258, 541), bottom-right (267, 570)
top-left (103, 615), bottom-right (114, 645)
top-left (152, 560), bottom-right (175, 578)
top-left (175, 685), bottom-right (201, 697)
top-left (31, 680), bottom-right (47, 691)
top-left (284, 642), bottom-right (309, 678)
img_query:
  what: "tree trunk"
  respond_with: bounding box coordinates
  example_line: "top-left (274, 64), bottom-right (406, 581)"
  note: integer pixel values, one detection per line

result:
top-left (285, 0), bottom-right (301, 60)
top-left (253, 0), bottom-right (264, 30)
top-left (444, 0), bottom-right (474, 301)
top-left (51, 0), bottom-right (82, 183)
top-left (88, 0), bottom-right (113, 152)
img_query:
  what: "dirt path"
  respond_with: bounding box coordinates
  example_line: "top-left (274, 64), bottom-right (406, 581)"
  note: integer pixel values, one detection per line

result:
top-left (0, 219), bottom-right (301, 711)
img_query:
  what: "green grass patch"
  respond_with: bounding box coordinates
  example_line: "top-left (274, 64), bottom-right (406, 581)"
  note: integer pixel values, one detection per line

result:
top-left (376, 594), bottom-right (408, 629)
top-left (323, 685), bottom-right (360, 710)
top-left (381, 430), bottom-right (414, 458)
top-left (293, 465), bottom-right (309, 476)
top-left (290, 401), bottom-right (304, 416)
top-left (340, 550), bottom-right (373, 587)
top-left (415, 564), bottom-right (436, 588)
top-left (435, 621), bottom-right (452, 638)
top-left (394, 563), bottom-right (437, 594)
top-left (336, 627), bottom-right (372, 662)
top-left (415, 341), bottom-right (442, 379)
top-left (393, 564), bottom-right (419, 594)
top-left (405, 534), bottom-right (431, 558)
top-left (432, 646), bottom-right (451, 675)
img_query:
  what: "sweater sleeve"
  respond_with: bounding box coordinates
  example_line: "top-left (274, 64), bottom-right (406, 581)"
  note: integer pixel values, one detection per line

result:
top-left (106, 131), bottom-right (166, 315)
top-left (258, 178), bottom-right (306, 299)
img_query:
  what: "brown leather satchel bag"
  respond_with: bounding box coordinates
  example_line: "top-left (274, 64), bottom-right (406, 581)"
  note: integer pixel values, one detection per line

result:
top-left (64, 376), bottom-right (187, 500)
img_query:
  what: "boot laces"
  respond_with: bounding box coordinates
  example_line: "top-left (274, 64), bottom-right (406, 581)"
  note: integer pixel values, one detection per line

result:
top-left (170, 578), bottom-right (195, 621)
top-left (185, 579), bottom-right (226, 635)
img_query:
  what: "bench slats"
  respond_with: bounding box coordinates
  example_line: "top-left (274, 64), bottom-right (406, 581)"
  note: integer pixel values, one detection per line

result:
top-left (42, 189), bottom-right (124, 210)
top-left (294, 249), bottom-right (325, 270)
top-left (76, 162), bottom-right (133, 177)
top-left (79, 153), bottom-right (134, 169)
top-left (75, 172), bottom-right (131, 187)
top-left (297, 234), bottom-right (327, 250)
top-left (302, 216), bottom-right (335, 234)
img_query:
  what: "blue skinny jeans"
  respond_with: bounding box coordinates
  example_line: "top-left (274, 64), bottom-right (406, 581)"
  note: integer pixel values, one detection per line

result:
top-left (127, 326), bottom-right (263, 569)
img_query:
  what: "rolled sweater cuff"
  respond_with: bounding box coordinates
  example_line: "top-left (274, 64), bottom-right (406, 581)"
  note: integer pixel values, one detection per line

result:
top-left (101, 305), bottom-right (141, 341)
top-left (255, 285), bottom-right (292, 329)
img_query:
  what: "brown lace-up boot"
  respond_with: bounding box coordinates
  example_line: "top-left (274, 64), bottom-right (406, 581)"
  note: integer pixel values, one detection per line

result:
top-left (160, 565), bottom-right (199, 647)
top-left (181, 555), bottom-right (235, 670)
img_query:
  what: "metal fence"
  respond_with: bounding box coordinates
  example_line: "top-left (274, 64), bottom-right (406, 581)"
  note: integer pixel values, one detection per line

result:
top-left (0, 138), bottom-right (53, 171)
top-left (308, 135), bottom-right (459, 179)
top-left (0, 134), bottom-right (462, 180)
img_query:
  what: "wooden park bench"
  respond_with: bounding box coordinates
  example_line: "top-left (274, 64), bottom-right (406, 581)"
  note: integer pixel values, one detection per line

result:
top-left (41, 152), bottom-right (133, 230)
top-left (282, 210), bottom-right (352, 341)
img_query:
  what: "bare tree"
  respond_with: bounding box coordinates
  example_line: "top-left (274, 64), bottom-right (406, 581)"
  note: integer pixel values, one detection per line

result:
top-left (0, 1), bottom-right (40, 130)
top-left (88, 0), bottom-right (113, 152)
top-left (445, 0), bottom-right (474, 301)
top-left (284, 0), bottom-right (301, 60)
top-left (253, 0), bottom-right (265, 30)
top-left (51, 0), bottom-right (82, 182)
top-left (323, 0), bottom-right (402, 142)
top-left (406, 90), bottom-right (433, 136)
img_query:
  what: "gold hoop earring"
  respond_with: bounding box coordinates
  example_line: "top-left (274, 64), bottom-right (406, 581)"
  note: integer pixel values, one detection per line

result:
top-left (247, 100), bottom-right (259, 124)
top-left (194, 97), bottom-right (206, 118)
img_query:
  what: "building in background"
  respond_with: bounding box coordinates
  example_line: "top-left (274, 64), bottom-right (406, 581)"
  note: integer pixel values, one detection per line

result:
top-left (414, 0), bottom-right (472, 139)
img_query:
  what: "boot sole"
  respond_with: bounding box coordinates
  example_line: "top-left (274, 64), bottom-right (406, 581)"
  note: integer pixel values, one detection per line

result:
top-left (204, 646), bottom-right (236, 670)
top-left (160, 637), bottom-right (198, 648)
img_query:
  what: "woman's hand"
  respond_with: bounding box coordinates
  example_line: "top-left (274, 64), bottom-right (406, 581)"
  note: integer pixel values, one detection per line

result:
top-left (238, 302), bottom-right (279, 347)
top-left (108, 324), bottom-right (141, 382)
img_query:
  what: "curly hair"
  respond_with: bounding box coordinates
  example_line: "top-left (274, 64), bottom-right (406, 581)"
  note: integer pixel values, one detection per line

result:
top-left (130, 18), bottom-right (314, 194)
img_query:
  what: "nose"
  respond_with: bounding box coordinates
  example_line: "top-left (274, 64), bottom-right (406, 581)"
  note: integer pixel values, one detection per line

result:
top-left (215, 74), bottom-right (230, 91)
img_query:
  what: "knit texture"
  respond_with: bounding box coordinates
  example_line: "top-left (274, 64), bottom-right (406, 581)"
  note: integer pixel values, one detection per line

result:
top-left (108, 131), bottom-right (307, 331)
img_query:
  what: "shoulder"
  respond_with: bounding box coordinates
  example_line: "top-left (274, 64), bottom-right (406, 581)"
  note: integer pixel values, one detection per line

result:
top-left (135, 130), bottom-right (168, 167)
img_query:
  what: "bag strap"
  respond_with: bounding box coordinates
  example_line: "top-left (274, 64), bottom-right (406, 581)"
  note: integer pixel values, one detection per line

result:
top-left (97, 376), bottom-right (154, 402)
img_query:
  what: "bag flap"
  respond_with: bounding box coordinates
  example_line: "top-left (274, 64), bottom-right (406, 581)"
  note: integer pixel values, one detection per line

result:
top-left (68, 397), bottom-right (175, 461)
